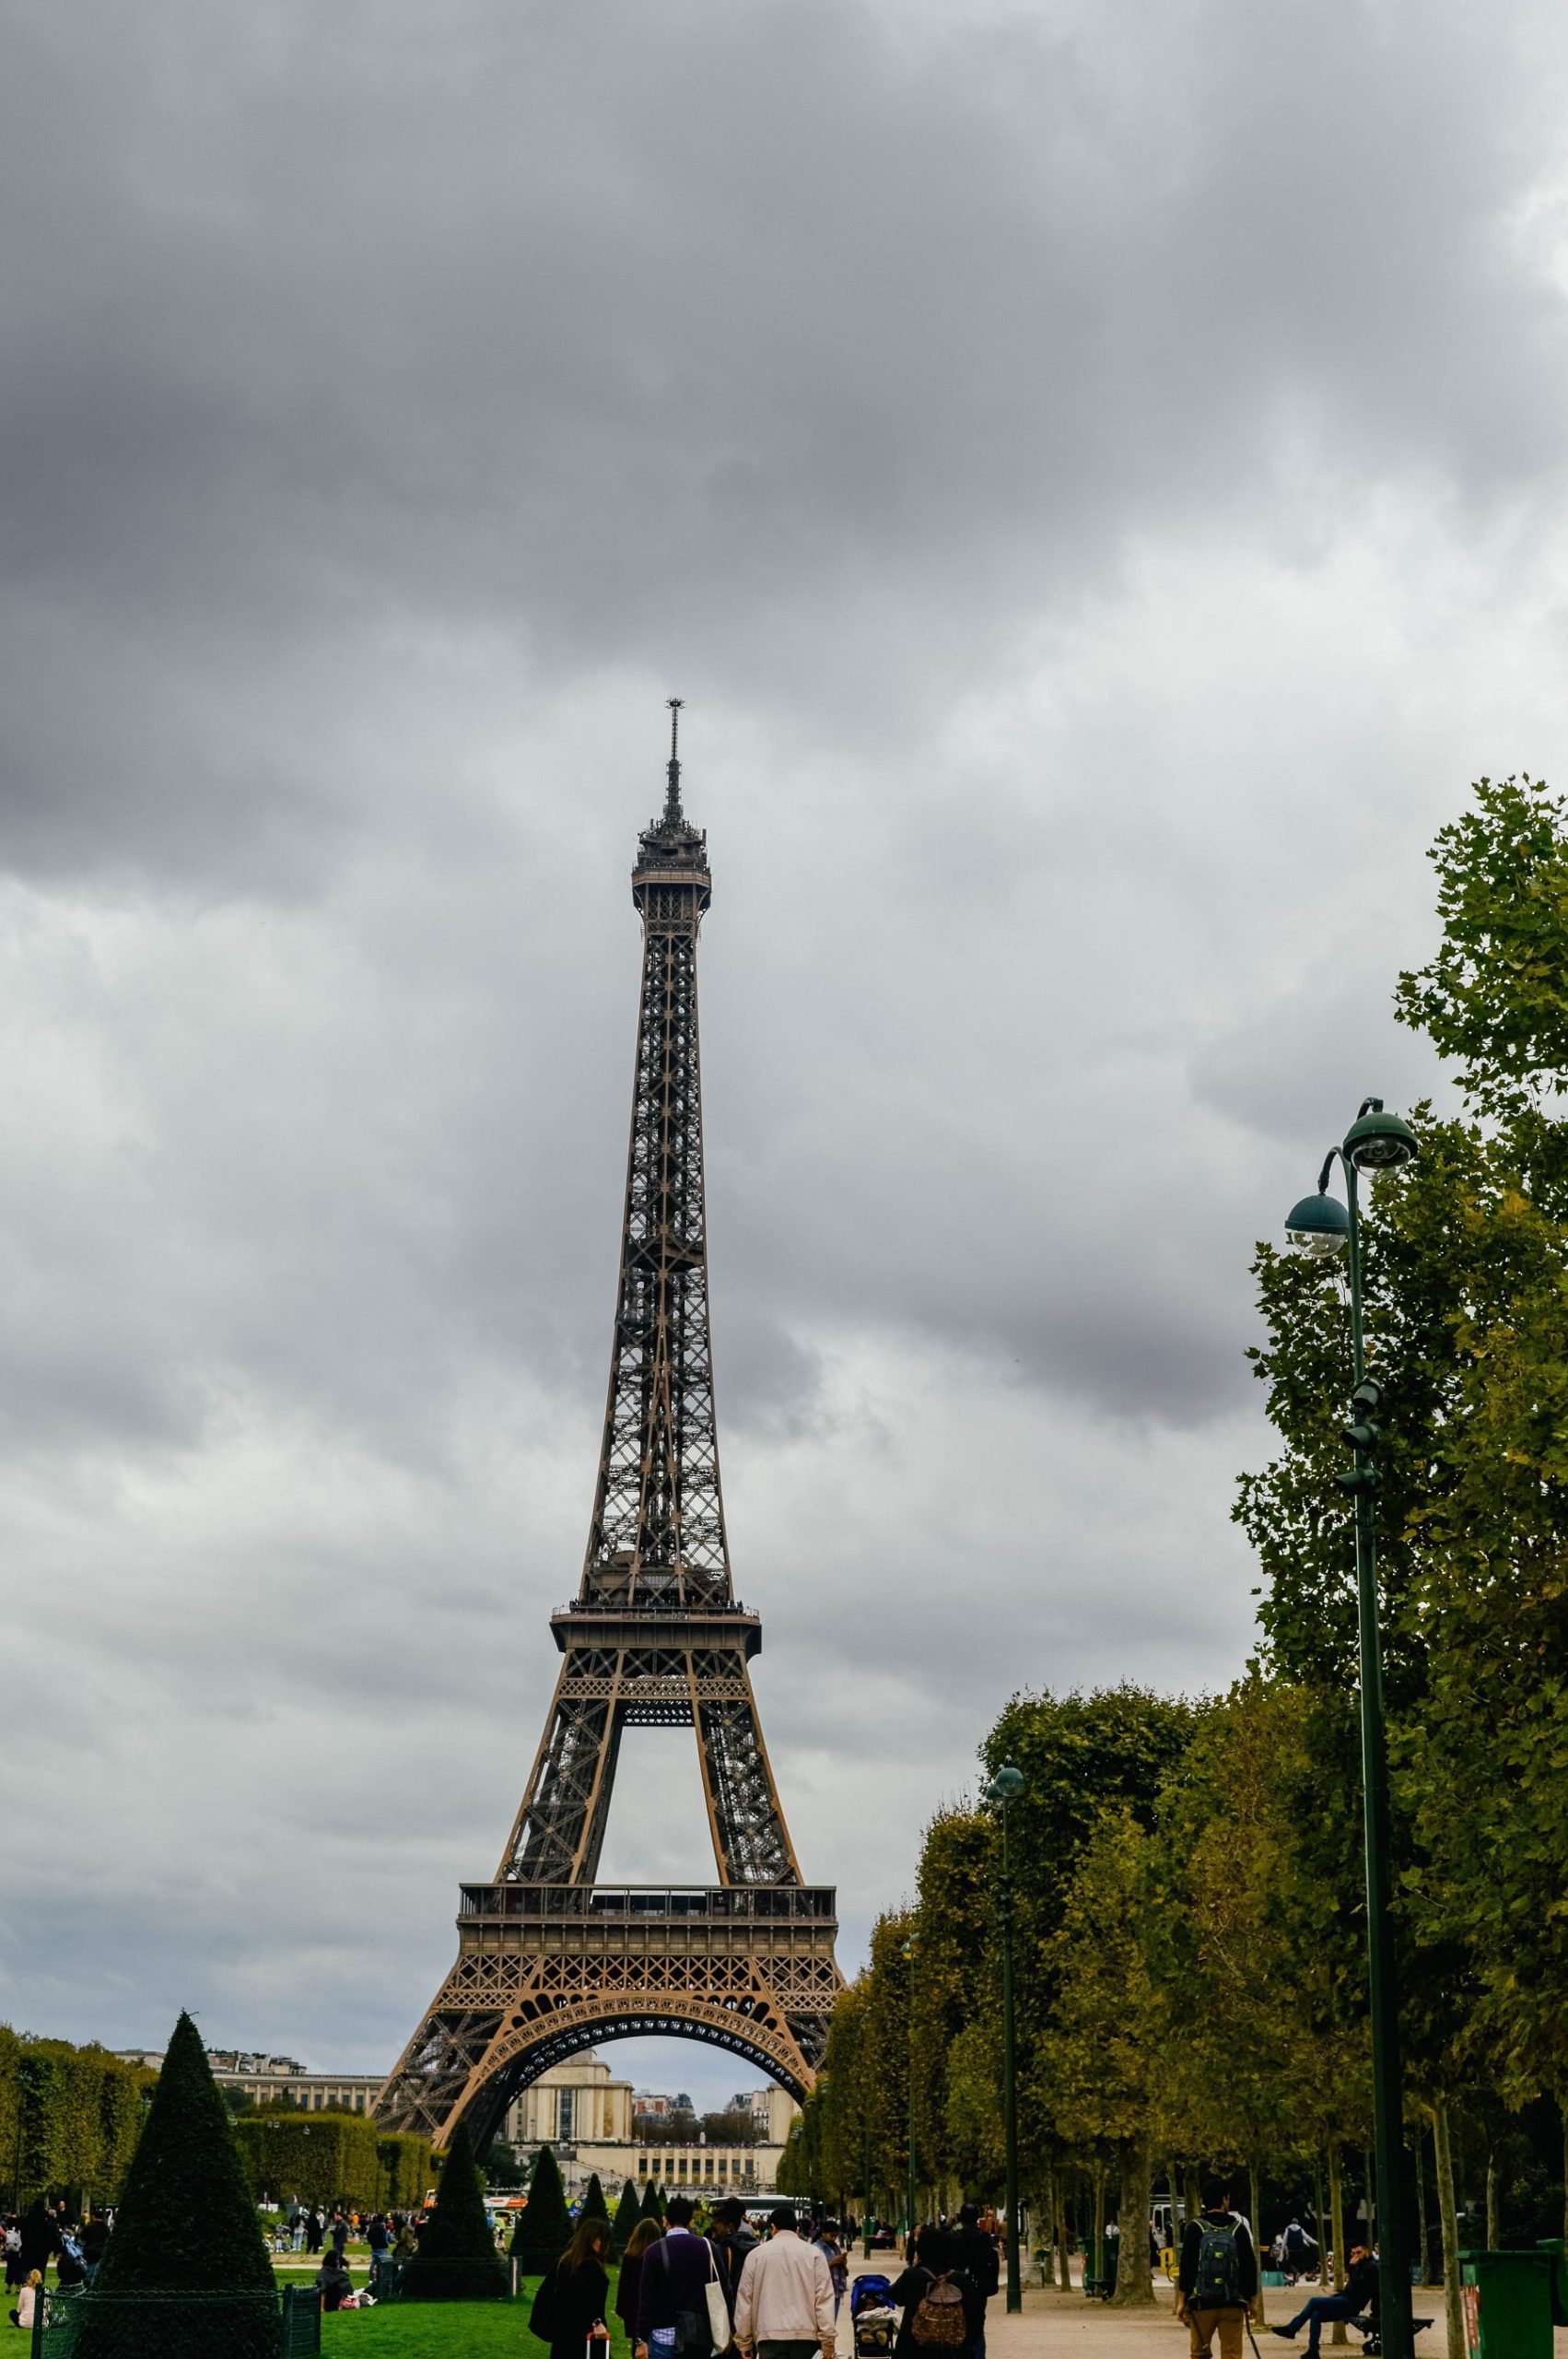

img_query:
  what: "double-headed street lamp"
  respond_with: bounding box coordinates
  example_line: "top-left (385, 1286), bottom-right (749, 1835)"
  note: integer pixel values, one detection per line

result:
top-left (984, 1763), bottom-right (1025, 2316)
top-left (1284, 1097), bottom-right (1418, 2359)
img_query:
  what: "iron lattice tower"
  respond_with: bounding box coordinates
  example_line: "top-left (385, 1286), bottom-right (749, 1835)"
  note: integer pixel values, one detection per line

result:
top-left (377, 709), bottom-right (842, 2148)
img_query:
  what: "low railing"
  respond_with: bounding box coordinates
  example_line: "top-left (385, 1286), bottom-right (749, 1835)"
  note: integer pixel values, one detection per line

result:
top-left (459, 1882), bottom-right (837, 1922)
top-left (31, 2284), bottom-right (318, 2359)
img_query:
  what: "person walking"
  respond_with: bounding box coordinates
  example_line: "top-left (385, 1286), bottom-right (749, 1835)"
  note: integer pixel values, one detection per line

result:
top-left (710, 2201), bottom-right (753, 2332)
top-left (1271, 2245), bottom-right (1378, 2354)
top-left (950, 2209), bottom-right (999, 2359)
top-left (887, 2226), bottom-right (983, 2359)
top-left (306, 2209), bottom-right (324, 2256)
top-left (813, 2224), bottom-right (848, 2310)
top-left (619, 2220), bottom-right (663, 2347)
top-left (4, 2224), bottom-right (22, 2294)
top-left (638, 2195), bottom-right (722, 2359)
top-left (532, 2216), bottom-right (614, 2359)
top-left (1176, 2180), bottom-right (1260, 2359)
top-left (733, 2205), bottom-right (837, 2359)
top-left (329, 2212), bottom-right (349, 2260)
top-left (79, 2216), bottom-right (109, 2287)
top-left (18, 2203), bottom-right (57, 2285)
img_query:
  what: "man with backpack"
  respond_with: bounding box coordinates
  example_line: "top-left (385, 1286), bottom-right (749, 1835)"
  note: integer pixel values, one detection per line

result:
top-left (888, 2227), bottom-right (985, 2359)
top-left (1176, 2180), bottom-right (1260, 2359)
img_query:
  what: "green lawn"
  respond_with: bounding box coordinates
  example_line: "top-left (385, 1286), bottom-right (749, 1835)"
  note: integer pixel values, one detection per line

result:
top-left (320, 2278), bottom-right (633, 2359)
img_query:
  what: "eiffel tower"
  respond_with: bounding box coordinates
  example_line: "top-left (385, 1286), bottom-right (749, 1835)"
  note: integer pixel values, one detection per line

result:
top-left (377, 708), bottom-right (843, 2149)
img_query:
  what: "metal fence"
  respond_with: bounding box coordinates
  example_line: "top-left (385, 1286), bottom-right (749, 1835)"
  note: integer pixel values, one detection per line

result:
top-left (31, 2284), bottom-right (322, 2359)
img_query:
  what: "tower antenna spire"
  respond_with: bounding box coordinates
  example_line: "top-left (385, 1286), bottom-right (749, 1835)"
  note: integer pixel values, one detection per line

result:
top-left (665, 696), bottom-right (685, 822)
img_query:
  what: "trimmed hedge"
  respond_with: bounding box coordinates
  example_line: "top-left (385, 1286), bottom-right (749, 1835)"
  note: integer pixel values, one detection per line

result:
top-left (0, 2026), bottom-right (154, 2206)
top-left (402, 2120), bottom-right (508, 2303)
top-left (612, 2180), bottom-right (640, 2255)
top-left (511, 2145), bottom-right (572, 2272)
top-left (80, 2014), bottom-right (275, 2359)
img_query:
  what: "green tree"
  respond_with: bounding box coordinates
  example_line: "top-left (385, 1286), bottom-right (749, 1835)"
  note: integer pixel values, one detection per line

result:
top-left (84, 2013), bottom-right (275, 2359)
top-left (1236, 774), bottom-right (1568, 2281)
top-left (404, 2118), bottom-right (509, 2301)
top-left (638, 2177), bottom-right (664, 2226)
top-left (612, 2179), bottom-right (641, 2254)
top-left (1036, 1809), bottom-right (1166, 2306)
top-left (513, 2142), bottom-right (573, 2271)
top-left (580, 2173), bottom-right (611, 2226)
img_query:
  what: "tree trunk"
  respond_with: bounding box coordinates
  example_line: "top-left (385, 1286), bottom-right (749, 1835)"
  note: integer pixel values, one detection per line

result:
top-left (1329, 2142), bottom-right (1349, 2346)
top-left (1111, 2140), bottom-right (1156, 2307)
top-left (1058, 2172), bottom-right (1072, 2291)
top-left (1413, 2121), bottom-right (1430, 2285)
top-left (1315, 2156), bottom-right (1330, 2289)
top-left (1093, 2162), bottom-right (1107, 2298)
top-left (1433, 2099), bottom-right (1465, 2359)
top-left (1250, 2163), bottom-right (1266, 2324)
top-left (1486, 2150), bottom-right (1500, 2250)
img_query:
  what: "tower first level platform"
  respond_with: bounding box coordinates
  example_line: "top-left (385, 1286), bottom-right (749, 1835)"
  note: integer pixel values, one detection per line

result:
top-left (379, 1879), bottom-right (841, 2149)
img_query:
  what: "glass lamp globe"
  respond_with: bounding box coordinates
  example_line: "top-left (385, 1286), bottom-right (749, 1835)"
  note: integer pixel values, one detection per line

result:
top-left (1284, 1191), bottom-right (1350, 1258)
top-left (1343, 1102), bottom-right (1419, 1172)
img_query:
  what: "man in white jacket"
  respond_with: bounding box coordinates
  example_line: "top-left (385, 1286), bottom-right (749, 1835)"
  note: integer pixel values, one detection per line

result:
top-left (734, 2207), bottom-right (837, 2359)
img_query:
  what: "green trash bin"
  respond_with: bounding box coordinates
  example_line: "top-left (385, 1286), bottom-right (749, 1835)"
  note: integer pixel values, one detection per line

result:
top-left (1458, 2248), bottom-right (1556, 2359)
top-left (1538, 2241), bottom-right (1568, 2328)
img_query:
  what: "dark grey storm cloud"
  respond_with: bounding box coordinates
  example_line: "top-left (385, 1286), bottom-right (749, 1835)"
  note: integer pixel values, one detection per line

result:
top-left (1, 0), bottom-right (1566, 2092)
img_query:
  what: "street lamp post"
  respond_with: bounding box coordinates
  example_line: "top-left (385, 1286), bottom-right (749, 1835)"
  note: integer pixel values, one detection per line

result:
top-left (1284, 1097), bottom-right (1419, 2359)
top-left (984, 1764), bottom-right (1025, 2315)
top-left (900, 1935), bottom-right (919, 2243)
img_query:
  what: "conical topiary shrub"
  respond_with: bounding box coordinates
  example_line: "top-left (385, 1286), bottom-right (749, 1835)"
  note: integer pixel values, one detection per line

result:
top-left (80, 2013), bottom-right (276, 2359)
top-left (581, 2175), bottom-right (610, 2228)
top-left (612, 2179), bottom-right (640, 2256)
top-left (638, 2178), bottom-right (664, 2225)
top-left (402, 2118), bottom-right (509, 2302)
top-left (511, 2144), bottom-right (572, 2273)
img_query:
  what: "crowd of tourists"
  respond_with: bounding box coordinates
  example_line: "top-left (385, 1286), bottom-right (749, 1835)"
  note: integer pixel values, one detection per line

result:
top-left (529, 2195), bottom-right (1006, 2359)
top-left (4, 2200), bottom-right (112, 2328)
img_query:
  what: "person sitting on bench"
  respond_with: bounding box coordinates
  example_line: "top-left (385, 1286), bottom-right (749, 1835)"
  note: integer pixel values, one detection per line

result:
top-left (1272, 2246), bottom-right (1379, 2355)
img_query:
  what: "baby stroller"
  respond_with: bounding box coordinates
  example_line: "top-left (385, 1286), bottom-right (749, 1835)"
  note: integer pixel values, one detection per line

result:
top-left (851, 2275), bottom-right (899, 2358)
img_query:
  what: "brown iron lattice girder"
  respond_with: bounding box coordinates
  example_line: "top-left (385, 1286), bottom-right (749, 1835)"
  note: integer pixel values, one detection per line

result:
top-left (495, 1611), bottom-right (801, 1891)
top-left (375, 1884), bottom-right (841, 2150)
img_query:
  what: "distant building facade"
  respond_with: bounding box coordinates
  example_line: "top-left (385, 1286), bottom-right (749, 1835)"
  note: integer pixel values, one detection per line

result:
top-left (115, 2042), bottom-right (795, 2177)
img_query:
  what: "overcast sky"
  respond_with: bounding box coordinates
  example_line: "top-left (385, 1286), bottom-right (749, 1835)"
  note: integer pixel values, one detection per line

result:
top-left (0, 0), bottom-right (1562, 2111)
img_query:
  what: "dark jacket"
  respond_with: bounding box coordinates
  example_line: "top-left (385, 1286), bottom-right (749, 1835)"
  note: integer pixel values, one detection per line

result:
top-left (638, 2232), bottom-right (718, 2349)
top-left (18, 2208), bottom-right (59, 2274)
top-left (315, 2258), bottom-right (353, 2312)
top-left (952, 2230), bottom-right (999, 2302)
top-left (1178, 2213), bottom-right (1258, 2306)
top-left (539, 2254), bottom-right (610, 2359)
top-left (1343, 2257), bottom-right (1379, 2318)
top-left (615, 2250), bottom-right (646, 2340)
top-left (888, 2265), bottom-right (984, 2358)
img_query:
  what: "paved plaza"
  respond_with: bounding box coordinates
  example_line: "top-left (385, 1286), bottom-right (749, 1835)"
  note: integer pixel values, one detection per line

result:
top-left (842, 2249), bottom-right (1568, 2359)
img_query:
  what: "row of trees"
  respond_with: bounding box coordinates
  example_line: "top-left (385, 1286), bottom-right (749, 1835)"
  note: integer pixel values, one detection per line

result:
top-left (0, 2028), bottom-right (156, 2210)
top-left (231, 2108), bottom-right (432, 2210)
top-left (782, 778), bottom-right (1568, 2344)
